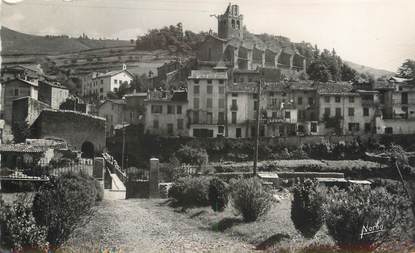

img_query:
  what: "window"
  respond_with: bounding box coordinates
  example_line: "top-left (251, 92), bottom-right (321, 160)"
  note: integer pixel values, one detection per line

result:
top-left (325, 96), bottom-right (330, 103)
top-left (308, 97), bottom-right (314, 105)
top-left (253, 94), bottom-right (258, 99)
top-left (232, 93), bottom-right (238, 97)
top-left (219, 80), bottom-right (224, 85)
top-left (167, 105), bottom-right (174, 114)
top-left (207, 79), bottom-right (212, 84)
top-left (177, 119), bottom-right (184, 130)
top-left (193, 98), bottom-right (199, 109)
top-left (335, 108), bottom-right (341, 117)
top-left (231, 112), bottom-right (237, 124)
top-left (298, 110), bottom-right (305, 120)
top-left (207, 112), bottom-right (213, 124)
top-left (194, 86), bottom-right (200, 95)
top-left (363, 107), bottom-right (369, 117)
top-left (348, 123), bottom-right (360, 132)
top-left (335, 96), bottom-right (341, 103)
top-left (114, 79), bottom-right (118, 84)
top-left (348, 107), bottom-right (355, 117)
top-left (194, 79), bottom-right (199, 84)
top-left (402, 92), bottom-right (408, 104)
top-left (349, 96), bottom-right (355, 103)
top-left (311, 122), bottom-right (317, 133)
top-left (218, 126), bottom-right (224, 134)
top-left (364, 123), bottom-right (371, 133)
top-left (297, 97), bottom-right (303, 105)
top-left (14, 89), bottom-right (19, 96)
top-left (236, 128), bottom-right (242, 138)
top-left (207, 98), bottom-right (212, 108)
top-left (192, 111), bottom-right (199, 124)
top-left (285, 111), bottom-right (291, 119)
top-left (324, 108), bottom-right (330, 117)
top-left (219, 87), bottom-right (225, 94)
top-left (231, 99), bottom-right (237, 110)
top-left (100, 88), bottom-right (103, 93)
top-left (219, 98), bottom-right (225, 108)
top-left (218, 112), bottom-right (225, 124)
top-left (167, 124), bottom-right (173, 135)
top-left (101, 80), bottom-right (103, 85)
top-left (207, 86), bottom-right (213, 94)
top-left (151, 105), bottom-right (162, 113)
top-left (176, 105), bottom-right (182, 114)
top-left (153, 119), bottom-right (159, 129)
top-left (254, 101), bottom-right (258, 111)
top-left (385, 127), bottom-right (393, 134)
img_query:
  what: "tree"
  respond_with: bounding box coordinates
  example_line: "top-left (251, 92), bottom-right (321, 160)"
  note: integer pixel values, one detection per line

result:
top-left (397, 59), bottom-right (415, 79)
top-left (341, 63), bottom-right (358, 81)
top-left (307, 60), bottom-right (331, 82)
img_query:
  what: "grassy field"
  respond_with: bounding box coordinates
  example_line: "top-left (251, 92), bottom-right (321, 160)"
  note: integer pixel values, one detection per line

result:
top-left (172, 191), bottom-right (335, 251)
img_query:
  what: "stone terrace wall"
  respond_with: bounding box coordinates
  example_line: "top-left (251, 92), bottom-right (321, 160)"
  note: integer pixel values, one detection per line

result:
top-left (32, 109), bottom-right (106, 152)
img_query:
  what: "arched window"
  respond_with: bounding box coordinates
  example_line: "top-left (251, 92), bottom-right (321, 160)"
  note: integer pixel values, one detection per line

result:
top-left (231, 19), bottom-right (235, 29)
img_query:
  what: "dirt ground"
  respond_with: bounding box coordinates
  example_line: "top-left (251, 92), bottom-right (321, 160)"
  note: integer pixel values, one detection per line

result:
top-left (64, 198), bottom-right (255, 253)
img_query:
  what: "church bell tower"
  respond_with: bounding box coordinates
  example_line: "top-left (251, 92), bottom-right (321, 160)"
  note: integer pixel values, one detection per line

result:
top-left (217, 3), bottom-right (244, 40)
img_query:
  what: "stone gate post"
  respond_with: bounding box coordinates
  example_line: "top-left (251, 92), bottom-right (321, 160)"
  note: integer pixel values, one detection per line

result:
top-left (149, 158), bottom-right (160, 198)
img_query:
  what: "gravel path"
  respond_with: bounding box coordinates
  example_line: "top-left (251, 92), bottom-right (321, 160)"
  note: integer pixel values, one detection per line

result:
top-left (65, 198), bottom-right (255, 253)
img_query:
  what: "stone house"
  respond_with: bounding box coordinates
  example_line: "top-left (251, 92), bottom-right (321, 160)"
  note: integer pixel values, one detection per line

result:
top-left (144, 89), bottom-right (188, 136)
top-left (187, 67), bottom-right (228, 137)
top-left (38, 80), bottom-right (69, 109)
top-left (82, 65), bottom-right (134, 100)
top-left (2, 77), bottom-right (39, 124)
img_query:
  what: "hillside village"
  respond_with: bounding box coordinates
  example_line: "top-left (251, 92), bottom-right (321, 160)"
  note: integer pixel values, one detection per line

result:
top-left (1, 3), bottom-right (414, 145)
top-left (1, 2), bottom-right (415, 253)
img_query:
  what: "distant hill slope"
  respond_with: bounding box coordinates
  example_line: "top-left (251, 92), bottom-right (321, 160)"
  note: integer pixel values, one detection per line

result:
top-left (1, 26), bottom-right (133, 55)
top-left (344, 60), bottom-right (395, 79)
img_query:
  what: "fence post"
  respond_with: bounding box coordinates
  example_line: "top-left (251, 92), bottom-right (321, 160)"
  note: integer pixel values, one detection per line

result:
top-left (149, 158), bottom-right (160, 198)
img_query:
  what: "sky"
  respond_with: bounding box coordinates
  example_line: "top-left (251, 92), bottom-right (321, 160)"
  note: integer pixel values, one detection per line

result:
top-left (1, 0), bottom-right (415, 72)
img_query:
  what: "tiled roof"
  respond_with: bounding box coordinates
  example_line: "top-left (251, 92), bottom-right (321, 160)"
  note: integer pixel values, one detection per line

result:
top-left (0, 143), bottom-right (47, 153)
top-left (188, 70), bottom-right (228, 80)
top-left (39, 80), bottom-right (68, 89)
top-left (4, 77), bottom-right (39, 87)
top-left (96, 69), bottom-right (134, 79)
top-left (228, 83), bottom-right (258, 93)
top-left (316, 82), bottom-right (356, 95)
top-left (146, 89), bottom-right (187, 102)
top-left (106, 99), bottom-right (126, 105)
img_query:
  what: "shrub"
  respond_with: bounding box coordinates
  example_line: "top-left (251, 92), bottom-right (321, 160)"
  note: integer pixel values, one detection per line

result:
top-left (168, 176), bottom-right (210, 207)
top-left (325, 185), bottom-right (412, 252)
top-left (231, 177), bottom-right (274, 222)
top-left (32, 172), bottom-right (97, 247)
top-left (208, 178), bottom-right (229, 212)
top-left (175, 145), bottom-right (208, 166)
top-left (0, 195), bottom-right (47, 251)
top-left (291, 179), bottom-right (325, 238)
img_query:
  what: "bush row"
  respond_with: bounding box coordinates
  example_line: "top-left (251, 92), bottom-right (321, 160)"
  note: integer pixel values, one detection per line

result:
top-left (0, 172), bottom-right (104, 251)
top-left (169, 176), bottom-right (275, 222)
top-left (290, 179), bottom-right (413, 251)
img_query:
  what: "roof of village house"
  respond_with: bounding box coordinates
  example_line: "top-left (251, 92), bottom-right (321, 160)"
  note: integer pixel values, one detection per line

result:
top-left (123, 92), bottom-right (147, 97)
top-left (39, 80), bottom-right (68, 90)
top-left (146, 89), bottom-right (188, 103)
top-left (100, 99), bottom-right (126, 108)
top-left (188, 70), bottom-right (228, 80)
top-left (316, 82), bottom-right (357, 95)
top-left (5, 64), bottom-right (44, 75)
top-left (0, 143), bottom-right (48, 153)
top-left (40, 109), bottom-right (106, 121)
top-left (3, 77), bottom-right (39, 87)
top-left (95, 69), bottom-right (134, 79)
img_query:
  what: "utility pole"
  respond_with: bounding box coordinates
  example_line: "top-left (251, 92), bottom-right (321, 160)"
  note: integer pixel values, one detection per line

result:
top-left (253, 79), bottom-right (262, 176)
top-left (121, 112), bottom-right (126, 171)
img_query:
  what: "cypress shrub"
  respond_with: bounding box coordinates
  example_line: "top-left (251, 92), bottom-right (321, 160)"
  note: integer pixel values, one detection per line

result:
top-left (291, 179), bottom-right (325, 238)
